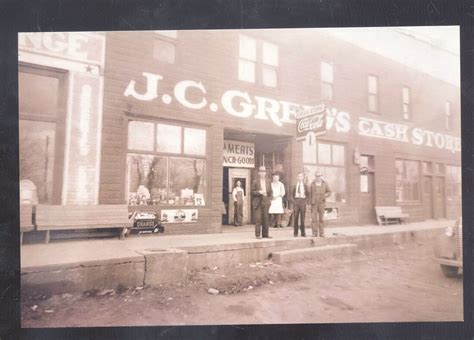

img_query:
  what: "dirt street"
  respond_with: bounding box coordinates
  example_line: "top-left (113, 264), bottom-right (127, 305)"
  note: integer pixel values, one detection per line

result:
top-left (22, 238), bottom-right (463, 327)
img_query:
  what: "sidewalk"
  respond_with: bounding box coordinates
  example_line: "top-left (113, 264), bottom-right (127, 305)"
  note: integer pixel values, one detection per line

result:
top-left (22, 219), bottom-right (452, 269)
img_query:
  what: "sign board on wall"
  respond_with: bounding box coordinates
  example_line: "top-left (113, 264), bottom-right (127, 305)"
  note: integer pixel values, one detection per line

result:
top-left (223, 140), bottom-right (255, 168)
top-left (296, 104), bottom-right (327, 141)
top-left (161, 209), bottom-right (198, 223)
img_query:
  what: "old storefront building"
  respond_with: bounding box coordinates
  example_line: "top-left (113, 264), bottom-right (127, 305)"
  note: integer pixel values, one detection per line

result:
top-left (19, 29), bottom-right (461, 235)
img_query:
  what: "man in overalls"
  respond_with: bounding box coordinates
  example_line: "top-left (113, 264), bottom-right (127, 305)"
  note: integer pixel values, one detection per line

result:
top-left (310, 170), bottom-right (331, 237)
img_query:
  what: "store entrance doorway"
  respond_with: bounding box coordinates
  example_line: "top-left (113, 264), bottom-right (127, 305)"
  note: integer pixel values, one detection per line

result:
top-left (227, 168), bottom-right (251, 225)
top-left (433, 176), bottom-right (446, 219)
top-left (423, 175), bottom-right (434, 219)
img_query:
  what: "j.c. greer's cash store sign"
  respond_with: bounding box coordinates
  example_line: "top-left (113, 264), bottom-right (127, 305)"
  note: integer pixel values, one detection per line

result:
top-left (124, 72), bottom-right (461, 154)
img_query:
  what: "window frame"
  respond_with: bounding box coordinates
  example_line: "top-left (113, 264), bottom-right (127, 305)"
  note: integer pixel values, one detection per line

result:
top-left (445, 100), bottom-right (452, 131)
top-left (238, 34), bottom-right (279, 89)
top-left (395, 159), bottom-right (421, 203)
top-left (367, 74), bottom-right (379, 113)
top-left (302, 140), bottom-right (347, 204)
top-left (19, 63), bottom-right (68, 204)
top-left (402, 86), bottom-right (411, 121)
top-left (153, 31), bottom-right (178, 64)
top-left (125, 116), bottom-right (209, 208)
top-left (446, 164), bottom-right (462, 200)
top-left (320, 61), bottom-right (334, 101)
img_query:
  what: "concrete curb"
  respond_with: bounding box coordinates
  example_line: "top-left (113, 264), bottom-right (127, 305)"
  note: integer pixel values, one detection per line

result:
top-left (21, 226), bottom-right (445, 295)
top-left (272, 243), bottom-right (358, 264)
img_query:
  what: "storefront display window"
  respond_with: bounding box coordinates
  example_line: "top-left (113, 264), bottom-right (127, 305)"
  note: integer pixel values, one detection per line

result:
top-left (19, 66), bottom-right (65, 204)
top-left (446, 165), bottom-right (461, 200)
top-left (303, 139), bottom-right (346, 203)
top-left (126, 119), bottom-right (207, 206)
top-left (19, 120), bottom-right (55, 204)
top-left (395, 159), bottom-right (420, 202)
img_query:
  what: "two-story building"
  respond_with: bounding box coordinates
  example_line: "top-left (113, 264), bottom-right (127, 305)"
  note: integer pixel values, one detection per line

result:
top-left (19, 29), bottom-right (461, 235)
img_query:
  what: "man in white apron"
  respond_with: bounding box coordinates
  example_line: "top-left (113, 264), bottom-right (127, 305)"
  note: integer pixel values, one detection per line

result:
top-left (269, 173), bottom-right (285, 228)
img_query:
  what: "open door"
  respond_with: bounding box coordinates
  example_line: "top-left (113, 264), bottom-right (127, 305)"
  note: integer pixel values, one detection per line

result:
top-left (228, 168), bottom-right (251, 225)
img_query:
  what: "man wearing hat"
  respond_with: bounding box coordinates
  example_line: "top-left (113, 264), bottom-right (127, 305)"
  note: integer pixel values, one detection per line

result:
top-left (251, 166), bottom-right (273, 239)
top-left (309, 169), bottom-right (331, 237)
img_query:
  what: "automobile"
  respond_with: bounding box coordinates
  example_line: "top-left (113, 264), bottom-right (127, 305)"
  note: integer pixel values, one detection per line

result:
top-left (434, 217), bottom-right (463, 277)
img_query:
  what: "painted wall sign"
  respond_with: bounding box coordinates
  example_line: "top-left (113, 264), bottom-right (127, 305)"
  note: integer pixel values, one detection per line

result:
top-left (223, 140), bottom-right (255, 168)
top-left (160, 209), bottom-right (198, 223)
top-left (18, 32), bottom-right (104, 64)
top-left (296, 103), bottom-right (327, 141)
top-left (123, 72), bottom-right (460, 153)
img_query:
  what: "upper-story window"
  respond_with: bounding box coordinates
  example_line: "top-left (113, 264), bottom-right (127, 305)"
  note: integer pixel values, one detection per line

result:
top-left (368, 75), bottom-right (378, 113)
top-left (321, 61), bottom-right (333, 101)
top-left (153, 30), bottom-right (178, 64)
top-left (238, 35), bottom-right (278, 88)
top-left (402, 86), bottom-right (411, 120)
top-left (445, 101), bottom-right (452, 130)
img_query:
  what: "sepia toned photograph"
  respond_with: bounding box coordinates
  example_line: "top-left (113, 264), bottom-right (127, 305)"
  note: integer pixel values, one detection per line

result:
top-left (18, 26), bottom-right (462, 327)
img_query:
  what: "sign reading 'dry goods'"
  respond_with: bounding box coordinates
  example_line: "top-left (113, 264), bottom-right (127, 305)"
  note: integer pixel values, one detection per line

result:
top-left (123, 72), bottom-right (461, 154)
top-left (223, 140), bottom-right (255, 168)
top-left (160, 209), bottom-right (198, 223)
top-left (295, 104), bottom-right (327, 141)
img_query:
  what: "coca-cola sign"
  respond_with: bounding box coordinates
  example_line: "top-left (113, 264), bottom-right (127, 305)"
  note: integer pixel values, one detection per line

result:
top-left (296, 104), bottom-right (327, 140)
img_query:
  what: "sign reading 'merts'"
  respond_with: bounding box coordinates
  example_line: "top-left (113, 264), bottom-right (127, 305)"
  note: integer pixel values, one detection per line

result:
top-left (296, 103), bottom-right (327, 141)
top-left (223, 140), bottom-right (255, 168)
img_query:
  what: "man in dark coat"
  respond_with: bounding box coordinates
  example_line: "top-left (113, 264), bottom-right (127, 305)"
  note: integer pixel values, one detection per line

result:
top-left (290, 172), bottom-right (310, 237)
top-left (310, 170), bottom-right (331, 237)
top-left (251, 166), bottom-right (273, 239)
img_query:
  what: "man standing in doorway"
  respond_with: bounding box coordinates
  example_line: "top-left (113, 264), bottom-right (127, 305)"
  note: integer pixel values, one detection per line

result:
top-left (310, 170), bottom-right (331, 237)
top-left (291, 172), bottom-right (309, 237)
top-left (232, 180), bottom-right (245, 226)
top-left (251, 166), bottom-right (273, 239)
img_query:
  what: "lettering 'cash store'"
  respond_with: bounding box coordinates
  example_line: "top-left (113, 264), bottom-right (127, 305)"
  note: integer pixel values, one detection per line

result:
top-left (19, 29), bottom-right (461, 235)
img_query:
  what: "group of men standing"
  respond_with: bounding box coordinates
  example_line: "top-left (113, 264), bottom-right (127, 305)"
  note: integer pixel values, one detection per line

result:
top-left (251, 166), bottom-right (331, 239)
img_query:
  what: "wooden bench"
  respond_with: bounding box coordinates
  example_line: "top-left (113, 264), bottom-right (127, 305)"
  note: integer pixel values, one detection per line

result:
top-left (35, 205), bottom-right (133, 243)
top-left (20, 204), bottom-right (35, 245)
top-left (375, 206), bottom-right (409, 225)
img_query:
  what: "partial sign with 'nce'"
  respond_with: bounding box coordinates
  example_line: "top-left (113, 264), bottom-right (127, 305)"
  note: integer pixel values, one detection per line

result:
top-left (296, 104), bottom-right (327, 141)
top-left (223, 140), bottom-right (255, 168)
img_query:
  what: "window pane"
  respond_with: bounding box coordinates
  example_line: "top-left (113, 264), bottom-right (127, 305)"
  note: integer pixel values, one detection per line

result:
top-left (262, 67), bottom-right (277, 87)
top-left (238, 59), bottom-right (256, 83)
top-left (19, 71), bottom-right (59, 116)
top-left (304, 165), bottom-right (346, 203)
top-left (157, 124), bottom-right (181, 153)
top-left (302, 137), bottom-right (316, 164)
top-left (184, 128), bottom-right (206, 156)
top-left (169, 158), bottom-right (206, 206)
top-left (321, 62), bottom-right (333, 83)
top-left (128, 121), bottom-right (154, 151)
top-left (126, 154), bottom-right (168, 205)
top-left (360, 174), bottom-right (369, 193)
top-left (317, 143), bottom-right (331, 165)
top-left (19, 120), bottom-right (55, 204)
top-left (445, 101), bottom-right (451, 115)
top-left (360, 155), bottom-right (369, 169)
top-left (239, 35), bottom-right (256, 61)
top-left (321, 82), bottom-right (333, 101)
top-left (153, 39), bottom-right (175, 64)
top-left (422, 161), bottom-right (432, 173)
top-left (368, 75), bottom-right (377, 94)
top-left (368, 94), bottom-right (377, 112)
top-left (154, 30), bottom-right (177, 39)
top-left (402, 87), bottom-right (410, 103)
top-left (262, 42), bottom-right (278, 66)
top-left (395, 159), bottom-right (419, 201)
top-left (332, 144), bottom-right (345, 166)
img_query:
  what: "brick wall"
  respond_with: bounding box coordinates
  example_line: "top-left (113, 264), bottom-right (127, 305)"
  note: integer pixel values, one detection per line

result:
top-left (100, 30), bottom-right (461, 232)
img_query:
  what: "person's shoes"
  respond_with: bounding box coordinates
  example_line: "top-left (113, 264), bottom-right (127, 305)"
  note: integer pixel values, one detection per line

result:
top-left (320, 234), bottom-right (325, 238)
top-left (263, 236), bottom-right (272, 239)
top-left (302, 234), bottom-right (307, 237)
top-left (256, 235), bottom-right (262, 239)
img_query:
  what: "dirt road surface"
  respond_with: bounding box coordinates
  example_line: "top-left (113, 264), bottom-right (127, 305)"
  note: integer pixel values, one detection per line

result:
top-left (22, 238), bottom-right (463, 327)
